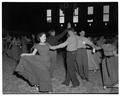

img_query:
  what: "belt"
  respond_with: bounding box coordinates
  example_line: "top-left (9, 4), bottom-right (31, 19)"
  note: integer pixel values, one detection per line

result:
top-left (105, 55), bottom-right (114, 58)
top-left (49, 50), bottom-right (56, 51)
top-left (78, 48), bottom-right (86, 49)
top-left (67, 50), bottom-right (76, 52)
top-left (67, 51), bottom-right (76, 55)
top-left (86, 48), bottom-right (92, 50)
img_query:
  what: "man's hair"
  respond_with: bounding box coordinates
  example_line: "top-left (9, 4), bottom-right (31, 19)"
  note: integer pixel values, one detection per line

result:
top-left (67, 28), bottom-right (75, 32)
top-left (49, 29), bottom-right (55, 34)
top-left (80, 30), bottom-right (85, 33)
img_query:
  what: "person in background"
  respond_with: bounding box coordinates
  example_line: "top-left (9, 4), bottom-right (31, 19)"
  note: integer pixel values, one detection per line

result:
top-left (51, 28), bottom-right (80, 88)
top-left (87, 37), bottom-right (99, 72)
top-left (3, 34), bottom-right (12, 55)
top-left (92, 37), bottom-right (102, 66)
top-left (67, 22), bottom-right (72, 29)
top-left (47, 28), bottom-right (67, 77)
top-left (96, 36), bottom-right (106, 47)
top-left (31, 34), bottom-right (35, 45)
top-left (101, 37), bottom-right (118, 89)
top-left (7, 36), bottom-right (22, 64)
top-left (21, 35), bottom-right (31, 53)
top-left (76, 30), bottom-right (95, 81)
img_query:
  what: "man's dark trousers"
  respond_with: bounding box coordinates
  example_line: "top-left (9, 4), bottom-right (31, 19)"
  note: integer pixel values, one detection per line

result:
top-left (76, 48), bottom-right (88, 79)
top-left (63, 51), bottom-right (80, 86)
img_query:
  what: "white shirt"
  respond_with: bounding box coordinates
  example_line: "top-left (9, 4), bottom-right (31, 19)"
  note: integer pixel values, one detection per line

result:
top-left (77, 36), bottom-right (93, 48)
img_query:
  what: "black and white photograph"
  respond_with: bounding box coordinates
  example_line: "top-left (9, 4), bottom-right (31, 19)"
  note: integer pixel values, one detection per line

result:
top-left (2, 1), bottom-right (118, 94)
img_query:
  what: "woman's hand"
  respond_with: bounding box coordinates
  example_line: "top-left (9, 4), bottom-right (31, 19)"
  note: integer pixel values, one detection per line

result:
top-left (92, 48), bottom-right (96, 53)
top-left (50, 46), bottom-right (57, 50)
top-left (21, 53), bottom-right (26, 57)
top-left (21, 53), bottom-right (33, 56)
top-left (113, 50), bottom-right (118, 57)
top-left (21, 53), bottom-right (31, 56)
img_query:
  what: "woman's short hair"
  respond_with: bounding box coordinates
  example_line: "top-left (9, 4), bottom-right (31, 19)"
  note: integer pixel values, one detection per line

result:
top-left (37, 32), bottom-right (46, 42)
top-left (105, 37), bottom-right (114, 44)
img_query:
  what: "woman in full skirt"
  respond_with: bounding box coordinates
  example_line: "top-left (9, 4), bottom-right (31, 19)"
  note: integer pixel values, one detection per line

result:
top-left (87, 37), bottom-right (99, 71)
top-left (87, 49), bottom-right (99, 71)
top-left (101, 38), bottom-right (118, 89)
top-left (15, 33), bottom-right (56, 93)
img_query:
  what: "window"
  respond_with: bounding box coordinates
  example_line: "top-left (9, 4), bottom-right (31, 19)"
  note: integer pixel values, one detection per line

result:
top-left (87, 19), bottom-right (93, 22)
top-left (73, 8), bottom-right (79, 23)
top-left (103, 5), bottom-right (109, 22)
top-left (87, 6), bottom-right (94, 26)
top-left (47, 9), bottom-right (52, 23)
top-left (88, 6), bottom-right (94, 15)
top-left (59, 9), bottom-right (64, 23)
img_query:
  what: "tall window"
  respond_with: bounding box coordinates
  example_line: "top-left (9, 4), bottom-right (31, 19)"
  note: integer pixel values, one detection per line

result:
top-left (88, 6), bottom-right (94, 15)
top-left (73, 8), bottom-right (79, 23)
top-left (47, 9), bottom-right (52, 23)
top-left (103, 5), bottom-right (109, 22)
top-left (87, 6), bottom-right (94, 26)
top-left (59, 9), bottom-right (64, 24)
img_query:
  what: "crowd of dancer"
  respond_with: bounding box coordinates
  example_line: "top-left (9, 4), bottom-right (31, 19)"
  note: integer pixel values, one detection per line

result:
top-left (2, 22), bottom-right (118, 93)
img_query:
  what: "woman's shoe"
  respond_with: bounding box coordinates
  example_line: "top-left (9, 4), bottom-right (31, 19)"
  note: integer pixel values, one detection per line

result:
top-left (113, 84), bottom-right (118, 88)
top-left (85, 78), bottom-right (89, 81)
top-left (61, 81), bottom-right (69, 86)
top-left (34, 85), bottom-right (39, 91)
top-left (71, 84), bottom-right (80, 88)
top-left (103, 86), bottom-right (107, 89)
top-left (93, 69), bottom-right (97, 72)
top-left (39, 91), bottom-right (52, 94)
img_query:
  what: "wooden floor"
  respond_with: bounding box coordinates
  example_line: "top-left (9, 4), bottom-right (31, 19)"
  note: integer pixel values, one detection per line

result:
top-left (2, 53), bottom-right (118, 94)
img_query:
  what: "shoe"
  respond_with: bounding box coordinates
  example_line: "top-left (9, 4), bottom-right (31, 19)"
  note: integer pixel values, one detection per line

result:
top-left (34, 85), bottom-right (39, 91)
top-left (81, 76), bottom-right (86, 80)
top-left (48, 91), bottom-right (53, 94)
top-left (39, 91), bottom-right (49, 93)
top-left (113, 84), bottom-right (118, 88)
top-left (93, 70), bottom-right (97, 72)
top-left (71, 84), bottom-right (79, 88)
top-left (103, 86), bottom-right (107, 89)
top-left (61, 82), bottom-right (69, 86)
top-left (85, 78), bottom-right (89, 81)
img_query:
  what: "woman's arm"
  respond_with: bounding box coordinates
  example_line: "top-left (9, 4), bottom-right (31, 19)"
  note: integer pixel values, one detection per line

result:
top-left (8, 40), bottom-right (14, 49)
top-left (49, 40), bottom-right (68, 50)
top-left (55, 29), bottom-right (67, 40)
top-left (113, 50), bottom-right (118, 56)
top-left (21, 48), bottom-right (37, 56)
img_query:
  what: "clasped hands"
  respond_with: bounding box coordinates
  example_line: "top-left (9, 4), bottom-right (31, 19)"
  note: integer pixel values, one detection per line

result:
top-left (21, 53), bottom-right (32, 56)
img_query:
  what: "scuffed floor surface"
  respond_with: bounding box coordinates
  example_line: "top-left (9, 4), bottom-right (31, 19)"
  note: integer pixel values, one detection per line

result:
top-left (2, 53), bottom-right (118, 94)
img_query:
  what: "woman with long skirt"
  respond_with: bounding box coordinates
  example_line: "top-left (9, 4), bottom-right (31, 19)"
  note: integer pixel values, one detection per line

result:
top-left (101, 38), bottom-right (118, 89)
top-left (87, 37), bottom-right (99, 71)
top-left (15, 32), bottom-right (56, 93)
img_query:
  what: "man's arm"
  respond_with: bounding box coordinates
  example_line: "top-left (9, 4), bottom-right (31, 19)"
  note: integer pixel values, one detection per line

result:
top-left (50, 38), bottom-right (69, 49)
top-left (55, 29), bottom-right (67, 40)
top-left (84, 38), bottom-right (95, 47)
top-left (84, 38), bottom-right (97, 53)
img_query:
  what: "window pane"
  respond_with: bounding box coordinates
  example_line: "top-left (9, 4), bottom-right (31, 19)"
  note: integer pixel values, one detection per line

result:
top-left (47, 9), bottom-right (51, 16)
top-left (47, 17), bottom-right (52, 23)
top-left (60, 16), bottom-right (64, 23)
top-left (59, 9), bottom-right (64, 16)
top-left (103, 14), bottom-right (109, 22)
top-left (74, 8), bottom-right (78, 15)
top-left (88, 6), bottom-right (93, 15)
top-left (87, 19), bottom-right (93, 22)
top-left (103, 5), bottom-right (109, 13)
top-left (73, 16), bottom-right (78, 23)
